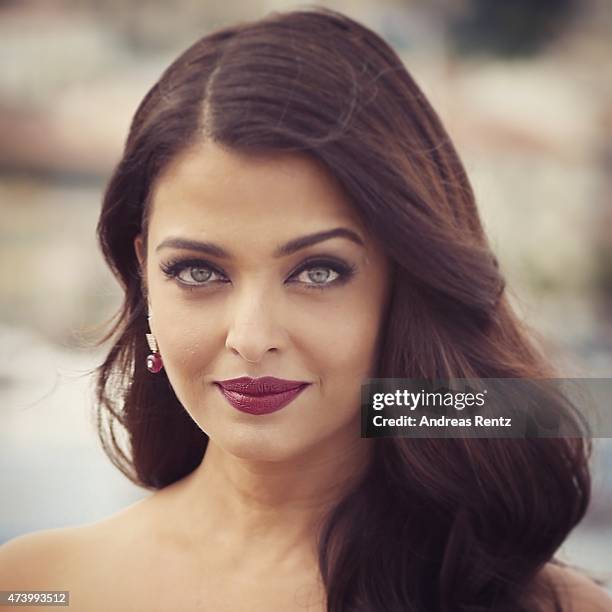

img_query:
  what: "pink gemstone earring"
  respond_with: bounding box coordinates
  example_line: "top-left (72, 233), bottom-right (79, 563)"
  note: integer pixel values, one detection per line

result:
top-left (145, 315), bottom-right (164, 373)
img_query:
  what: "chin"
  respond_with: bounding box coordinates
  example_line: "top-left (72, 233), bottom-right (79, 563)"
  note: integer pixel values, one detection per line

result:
top-left (215, 430), bottom-right (308, 463)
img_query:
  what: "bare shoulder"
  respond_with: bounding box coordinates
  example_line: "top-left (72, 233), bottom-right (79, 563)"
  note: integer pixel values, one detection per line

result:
top-left (0, 496), bottom-right (151, 592)
top-left (0, 525), bottom-right (86, 590)
top-left (536, 562), bottom-right (612, 612)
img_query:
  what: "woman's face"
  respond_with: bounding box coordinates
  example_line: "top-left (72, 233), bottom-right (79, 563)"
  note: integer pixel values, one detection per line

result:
top-left (134, 141), bottom-right (393, 463)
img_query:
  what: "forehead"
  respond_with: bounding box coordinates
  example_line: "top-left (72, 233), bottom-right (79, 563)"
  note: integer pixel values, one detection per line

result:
top-left (148, 141), bottom-right (365, 235)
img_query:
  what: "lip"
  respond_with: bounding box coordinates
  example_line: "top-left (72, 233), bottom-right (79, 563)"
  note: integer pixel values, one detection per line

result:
top-left (215, 376), bottom-right (311, 416)
top-left (216, 376), bottom-right (310, 394)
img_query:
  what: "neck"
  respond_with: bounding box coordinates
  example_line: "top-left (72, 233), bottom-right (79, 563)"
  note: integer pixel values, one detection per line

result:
top-left (162, 418), bottom-right (374, 571)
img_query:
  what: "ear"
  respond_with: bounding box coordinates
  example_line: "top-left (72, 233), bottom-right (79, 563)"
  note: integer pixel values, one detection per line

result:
top-left (134, 234), bottom-right (145, 269)
top-left (134, 234), bottom-right (148, 301)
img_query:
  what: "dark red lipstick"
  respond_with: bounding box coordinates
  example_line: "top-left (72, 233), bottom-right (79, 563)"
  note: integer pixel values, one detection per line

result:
top-left (215, 376), bottom-right (311, 415)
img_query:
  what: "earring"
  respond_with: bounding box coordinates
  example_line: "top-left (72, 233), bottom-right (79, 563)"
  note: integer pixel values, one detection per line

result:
top-left (145, 314), bottom-right (164, 373)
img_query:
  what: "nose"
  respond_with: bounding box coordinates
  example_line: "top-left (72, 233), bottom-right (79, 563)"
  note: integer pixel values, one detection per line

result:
top-left (224, 283), bottom-right (284, 364)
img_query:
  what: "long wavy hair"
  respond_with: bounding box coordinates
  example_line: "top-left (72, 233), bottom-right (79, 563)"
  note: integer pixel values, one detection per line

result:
top-left (94, 7), bottom-right (591, 611)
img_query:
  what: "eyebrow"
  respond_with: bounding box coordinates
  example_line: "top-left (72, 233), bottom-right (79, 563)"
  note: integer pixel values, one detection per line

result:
top-left (154, 227), bottom-right (365, 259)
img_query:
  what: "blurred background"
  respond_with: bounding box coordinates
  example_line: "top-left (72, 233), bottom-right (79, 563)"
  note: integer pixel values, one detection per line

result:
top-left (1, 0), bottom-right (611, 590)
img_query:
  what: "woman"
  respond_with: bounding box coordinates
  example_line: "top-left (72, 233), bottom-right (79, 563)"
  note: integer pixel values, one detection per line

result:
top-left (1, 7), bottom-right (611, 612)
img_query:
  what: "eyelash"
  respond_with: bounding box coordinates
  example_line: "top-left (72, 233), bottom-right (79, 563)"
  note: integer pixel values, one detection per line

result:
top-left (159, 256), bottom-right (357, 292)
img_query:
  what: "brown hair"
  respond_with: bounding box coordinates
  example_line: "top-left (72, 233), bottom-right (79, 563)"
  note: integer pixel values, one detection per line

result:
top-left (95, 7), bottom-right (591, 611)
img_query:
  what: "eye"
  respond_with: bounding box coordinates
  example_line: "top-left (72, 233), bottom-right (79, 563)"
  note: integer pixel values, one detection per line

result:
top-left (295, 266), bottom-right (338, 285)
top-left (290, 258), bottom-right (356, 290)
top-left (159, 256), bottom-right (357, 291)
top-left (160, 258), bottom-right (228, 288)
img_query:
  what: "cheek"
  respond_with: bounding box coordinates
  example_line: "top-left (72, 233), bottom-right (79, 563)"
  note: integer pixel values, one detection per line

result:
top-left (315, 302), bottom-right (383, 416)
top-left (151, 309), bottom-right (215, 406)
top-left (319, 299), bottom-right (383, 370)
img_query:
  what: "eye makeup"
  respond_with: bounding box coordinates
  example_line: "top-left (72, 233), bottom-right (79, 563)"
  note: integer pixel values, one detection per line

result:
top-left (159, 254), bottom-right (358, 292)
